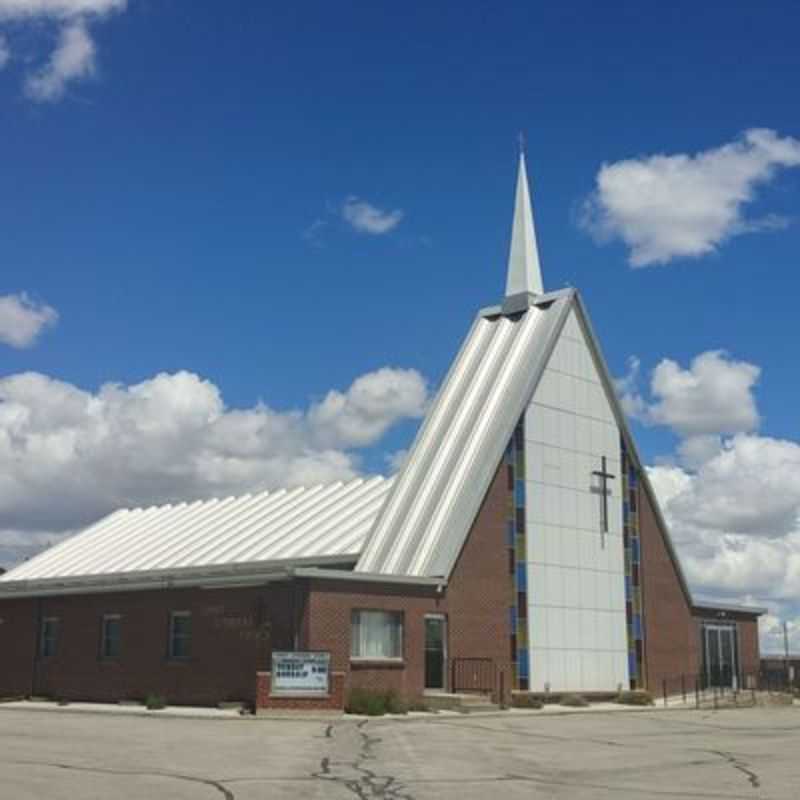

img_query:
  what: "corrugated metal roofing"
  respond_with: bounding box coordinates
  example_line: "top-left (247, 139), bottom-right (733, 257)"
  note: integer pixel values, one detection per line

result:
top-left (0, 476), bottom-right (393, 587)
top-left (356, 290), bottom-right (574, 578)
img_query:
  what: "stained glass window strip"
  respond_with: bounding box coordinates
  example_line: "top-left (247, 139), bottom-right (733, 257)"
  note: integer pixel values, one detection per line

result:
top-left (505, 419), bottom-right (529, 691)
top-left (621, 438), bottom-right (645, 688)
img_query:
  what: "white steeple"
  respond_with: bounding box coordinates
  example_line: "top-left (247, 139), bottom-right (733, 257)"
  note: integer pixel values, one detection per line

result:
top-left (505, 150), bottom-right (544, 297)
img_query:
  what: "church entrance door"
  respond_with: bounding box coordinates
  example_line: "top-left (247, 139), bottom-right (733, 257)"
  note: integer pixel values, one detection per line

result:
top-left (702, 624), bottom-right (738, 689)
top-left (424, 615), bottom-right (447, 691)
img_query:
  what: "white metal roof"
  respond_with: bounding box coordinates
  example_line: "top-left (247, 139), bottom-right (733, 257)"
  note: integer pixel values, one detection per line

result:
top-left (356, 290), bottom-right (574, 577)
top-left (0, 476), bottom-right (393, 591)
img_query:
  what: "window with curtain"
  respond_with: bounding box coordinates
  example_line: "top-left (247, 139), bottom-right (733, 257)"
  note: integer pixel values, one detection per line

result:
top-left (350, 610), bottom-right (403, 659)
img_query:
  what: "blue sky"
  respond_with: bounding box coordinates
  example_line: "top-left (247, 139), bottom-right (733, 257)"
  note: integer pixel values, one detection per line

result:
top-left (1, 2), bottom-right (799, 647)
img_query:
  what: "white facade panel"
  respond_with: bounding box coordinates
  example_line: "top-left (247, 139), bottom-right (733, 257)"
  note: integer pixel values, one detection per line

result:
top-left (524, 309), bottom-right (629, 692)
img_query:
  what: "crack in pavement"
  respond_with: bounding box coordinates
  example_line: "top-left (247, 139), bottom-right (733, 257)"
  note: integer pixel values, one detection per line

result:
top-left (3, 758), bottom-right (234, 799)
top-left (708, 750), bottom-right (761, 791)
top-left (313, 719), bottom-right (415, 799)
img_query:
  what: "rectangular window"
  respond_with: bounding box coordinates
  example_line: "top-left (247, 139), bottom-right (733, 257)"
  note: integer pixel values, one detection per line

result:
top-left (350, 610), bottom-right (403, 660)
top-left (101, 615), bottom-right (121, 659)
top-left (40, 617), bottom-right (58, 658)
top-left (168, 611), bottom-right (192, 659)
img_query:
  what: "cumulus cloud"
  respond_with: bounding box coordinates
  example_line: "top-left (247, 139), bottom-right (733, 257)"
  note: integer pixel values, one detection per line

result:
top-left (342, 196), bottom-right (404, 235)
top-left (616, 350), bottom-right (760, 454)
top-left (0, 366), bottom-right (428, 567)
top-left (0, 292), bottom-right (58, 348)
top-left (581, 129), bottom-right (800, 266)
top-left (623, 346), bottom-right (800, 651)
top-left (0, 0), bottom-right (125, 101)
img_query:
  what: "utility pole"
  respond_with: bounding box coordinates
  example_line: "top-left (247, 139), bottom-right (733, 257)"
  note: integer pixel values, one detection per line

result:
top-left (784, 620), bottom-right (791, 687)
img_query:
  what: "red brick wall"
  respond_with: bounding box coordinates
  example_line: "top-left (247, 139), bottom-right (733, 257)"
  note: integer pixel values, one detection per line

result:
top-left (0, 598), bottom-right (37, 697)
top-left (0, 583), bottom-right (298, 706)
top-left (306, 459), bottom-right (513, 703)
top-left (256, 671), bottom-right (345, 711)
top-left (638, 484), bottom-right (700, 689)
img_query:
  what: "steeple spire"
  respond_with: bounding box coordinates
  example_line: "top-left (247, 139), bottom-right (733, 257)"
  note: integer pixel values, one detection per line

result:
top-left (505, 148), bottom-right (544, 297)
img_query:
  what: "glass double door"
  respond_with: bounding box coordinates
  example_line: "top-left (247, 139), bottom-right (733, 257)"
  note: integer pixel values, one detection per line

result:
top-left (703, 624), bottom-right (739, 688)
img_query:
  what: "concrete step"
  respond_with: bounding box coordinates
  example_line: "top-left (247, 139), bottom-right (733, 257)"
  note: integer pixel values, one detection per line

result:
top-left (424, 692), bottom-right (500, 713)
top-left (458, 703), bottom-right (501, 714)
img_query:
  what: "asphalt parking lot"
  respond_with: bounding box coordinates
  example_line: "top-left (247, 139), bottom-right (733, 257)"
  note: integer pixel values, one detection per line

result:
top-left (0, 705), bottom-right (798, 799)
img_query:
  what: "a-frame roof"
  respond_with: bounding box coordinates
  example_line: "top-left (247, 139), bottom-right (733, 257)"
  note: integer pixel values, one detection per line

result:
top-left (357, 289), bottom-right (573, 577)
top-left (356, 289), bottom-right (697, 609)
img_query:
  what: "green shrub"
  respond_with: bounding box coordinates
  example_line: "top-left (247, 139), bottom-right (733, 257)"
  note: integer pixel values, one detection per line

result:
top-left (512, 693), bottom-right (543, 709)
top-left (145, 694), bottom-right (166, 710)
top-left (615, 690), bottom-right (654, 706)
top-left (346, 689), bottom-right (409, 716)
top-left (560, 693), bottom-right (589, 708)
top-left (406, 697), bottom-right (431, 712)
top-left (384, 689), bottom-right (407, 715)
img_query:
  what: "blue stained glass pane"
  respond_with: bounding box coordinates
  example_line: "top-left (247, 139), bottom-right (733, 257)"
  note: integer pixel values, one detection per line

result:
top-left (516, 563), bottom-right (527, 591)
top-left (631, 538), bottom-right (640, 562)
top-left (509, 606), bottom-right (517, 629)
top-left (633, 614), bottom-right (642, 639)
top-left (628, 652), bottom-right (637, 678)
top-left (629, 467), bottom-right (637, 487)
top-left (518, 649), bottom-right (529, 678)
top-left (515, 479), bottom-right (525, 507)
top-left (623, 500), bottom-right (629, 520)
top-left (506, 520), bottom-right (515, 546)
top-left (625, 576), bottom-right (632, 599)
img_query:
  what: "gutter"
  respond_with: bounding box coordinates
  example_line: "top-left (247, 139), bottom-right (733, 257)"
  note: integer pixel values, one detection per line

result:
top-left (0, 555), bottom-right (358, 599)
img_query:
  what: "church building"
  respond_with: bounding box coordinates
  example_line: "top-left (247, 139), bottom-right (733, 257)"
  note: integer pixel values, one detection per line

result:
top-left (0, 154), bottom-right (764, 710)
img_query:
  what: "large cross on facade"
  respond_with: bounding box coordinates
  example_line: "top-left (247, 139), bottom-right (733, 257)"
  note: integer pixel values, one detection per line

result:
top-left (592, 456), bottom-right (615, 542)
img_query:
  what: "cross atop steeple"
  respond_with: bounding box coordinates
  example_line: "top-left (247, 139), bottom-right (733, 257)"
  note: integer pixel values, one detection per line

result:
top-left (505, 147), bottom-right (544, 298)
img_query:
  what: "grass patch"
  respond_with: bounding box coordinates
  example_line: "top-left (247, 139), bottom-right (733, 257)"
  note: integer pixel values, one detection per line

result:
top-left (559, 693), bottom-right (590, 708)
top-left (615, 690), bottom-right (654, 706)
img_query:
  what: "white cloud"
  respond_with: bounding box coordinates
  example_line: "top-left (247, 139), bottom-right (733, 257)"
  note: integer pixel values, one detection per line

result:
top-left (759, 613), bottom-right (800, 655)
top-left (0, 366), bottom-right (428, 567)
top-left (582, 128), bottom-right (800, 266)
top-left (616, 350), bottom-right (760, 448)
top-left (24, 19), bottom-right (95, 101)
top-left (622, 346), bottom-right (800, 649)
top-left (0, 0), bottom-right (125, 101)
top-left (0, 292), bottom-right (58, 348)
top-left (0, 0), bottom-right (124, 19)
top-left (342, 196), bottom-right (404, 235)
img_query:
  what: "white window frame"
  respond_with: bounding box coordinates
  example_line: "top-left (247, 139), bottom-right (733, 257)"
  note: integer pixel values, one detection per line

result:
top-left (168, 611), bottom-right (192, 660)
top-left (350, 609), bottom-right (404, 661)
top-left (100, 614), bottom-right (121, 659)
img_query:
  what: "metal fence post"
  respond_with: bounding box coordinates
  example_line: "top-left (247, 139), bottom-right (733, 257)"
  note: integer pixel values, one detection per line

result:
top-left (662, 678), bottom-right (667, 707)
top-left (695, 676), bottom-right (699, 709)
top-left (681, 674), bottom-right (686, 703)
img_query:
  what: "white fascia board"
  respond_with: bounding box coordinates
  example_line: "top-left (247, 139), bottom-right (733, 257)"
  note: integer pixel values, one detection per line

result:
top-left (0, 554), bottom-right (359, 599)
top-left (294, 566), bottom-right (446, 588)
